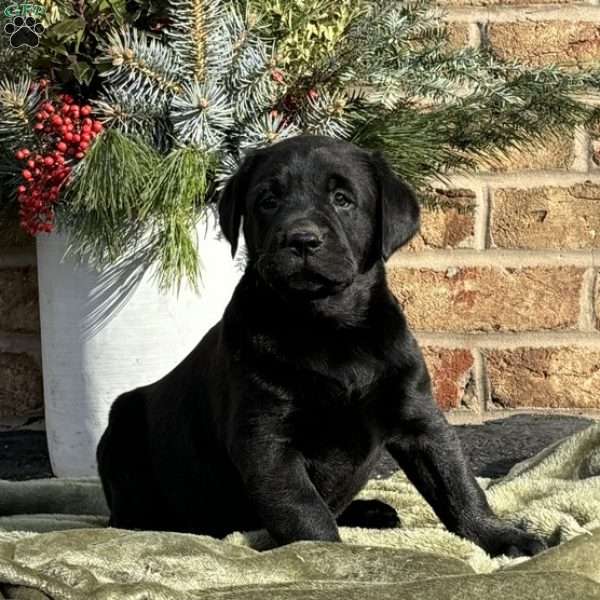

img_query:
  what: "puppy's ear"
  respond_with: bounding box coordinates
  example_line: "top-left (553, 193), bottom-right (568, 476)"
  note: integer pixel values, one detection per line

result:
top-left (218, 151), bottom-right (258, 258)
top-left (370, 150), bottom-right (420, 260)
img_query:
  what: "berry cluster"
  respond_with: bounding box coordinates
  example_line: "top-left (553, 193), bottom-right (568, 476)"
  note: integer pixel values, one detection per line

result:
top-left (14, 93), bottom-right (103, 235)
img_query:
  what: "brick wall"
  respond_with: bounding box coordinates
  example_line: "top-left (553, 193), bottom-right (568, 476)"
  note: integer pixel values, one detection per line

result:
top-left (0, 218), bottom-right (43, 421)
top-left (2, 4), bottom-right (600, 424)
top-left (388, 3), bottom-right (600, 422)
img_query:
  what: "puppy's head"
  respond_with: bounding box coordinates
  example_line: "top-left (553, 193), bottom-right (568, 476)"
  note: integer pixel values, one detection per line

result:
top-left (219, 135), bottom-right (419, 298)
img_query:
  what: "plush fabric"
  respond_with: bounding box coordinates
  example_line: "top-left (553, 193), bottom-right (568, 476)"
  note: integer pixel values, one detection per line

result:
top-left (1, 424), bottom-right (600, 599)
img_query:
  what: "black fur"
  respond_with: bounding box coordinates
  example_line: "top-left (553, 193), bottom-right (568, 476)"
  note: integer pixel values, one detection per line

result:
top-left (97, 135), bottom-right (546, 557)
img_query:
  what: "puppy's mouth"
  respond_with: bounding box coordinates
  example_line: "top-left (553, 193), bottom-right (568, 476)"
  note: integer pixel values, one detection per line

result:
top-left (256, 252), bottom-right (356, 298)
top-left (286, 270), bottom-right (341, 292)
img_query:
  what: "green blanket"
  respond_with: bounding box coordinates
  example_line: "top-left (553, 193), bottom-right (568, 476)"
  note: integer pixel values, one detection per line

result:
top-left (1, 424), bottom-right (600, 599)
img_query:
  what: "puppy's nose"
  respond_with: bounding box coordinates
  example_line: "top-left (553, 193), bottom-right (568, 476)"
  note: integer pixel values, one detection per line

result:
top-left (285, 229), bottom-right (323, 255)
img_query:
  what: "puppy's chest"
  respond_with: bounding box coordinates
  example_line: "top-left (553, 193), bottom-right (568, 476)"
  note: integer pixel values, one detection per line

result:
top-left (298, 345), bottom-right (385, 401)
top-left (293, 402), bottom-right (382, 509)
top-left (251, 331), bottom-right (385, 400)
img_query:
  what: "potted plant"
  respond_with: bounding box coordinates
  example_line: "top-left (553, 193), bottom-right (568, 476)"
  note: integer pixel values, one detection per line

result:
top-left (1, 0), bottom-right (599, 475)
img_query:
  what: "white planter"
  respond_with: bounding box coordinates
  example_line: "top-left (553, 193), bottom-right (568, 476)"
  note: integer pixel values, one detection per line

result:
top-left (36, 210), bottom-right (243, 477)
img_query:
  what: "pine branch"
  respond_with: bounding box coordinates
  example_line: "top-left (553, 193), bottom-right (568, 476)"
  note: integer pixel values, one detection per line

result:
top-left (170, 81), bottom-right (234, 151)
top-left (92, 87), bottom-right (171, 149)
top-left (353, 70), bottom-right (597, 187)
top-left (238, 111), bottom-right (301, 150)
top-left (225, 38), bottom-right (281, 121)
top-left (0, 77), bottom-right (41, 150)
top-left (143, 146), bottom-right (213, 290)
top-left (166, 0), bottom-right (229, 82)
top-left (98, 28), bottom-right (183, 98)
top-left (300, 88), bottom-right (368, 139)
top-left (62, 129), bottom-right (159, 264)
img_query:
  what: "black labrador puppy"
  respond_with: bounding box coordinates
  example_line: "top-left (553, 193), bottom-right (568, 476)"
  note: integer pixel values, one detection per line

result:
top-left (97, 135), bottom-right (546, 557)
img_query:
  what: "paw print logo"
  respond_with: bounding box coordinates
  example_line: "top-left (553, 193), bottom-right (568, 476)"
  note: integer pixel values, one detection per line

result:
top-left (4, 16), bottom-right (44, 48)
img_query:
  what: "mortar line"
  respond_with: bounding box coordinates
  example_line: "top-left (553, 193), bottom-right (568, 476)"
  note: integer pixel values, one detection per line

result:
top-left (0, 333), bottom-right (42, 356)
top-left (472, 348), bottom-right (487, 417)
top-left (448, 407), bottom-right (600, 425)
top-left (415, 331), bottom-right (600, 349)
top-left (467, 21), bottom-right (482, 49)
top-left (0, 250), bottom-right (37, 268)
top-left (474, 184), bottom-right (490, 250)
top-left (572, 126), bottom-right (591, 174)
top-left (440, 171), bottom-right (600, 189)
top-left (579, 268), bottom-right (598, 331)
top-left (444, 6), bottom-right (600, 23)
top-left (389, 248), bottom-right (598, 268)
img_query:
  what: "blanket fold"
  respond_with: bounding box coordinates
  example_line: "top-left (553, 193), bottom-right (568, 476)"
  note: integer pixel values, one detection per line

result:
top-left (1, 424), bottom-right (600, 599)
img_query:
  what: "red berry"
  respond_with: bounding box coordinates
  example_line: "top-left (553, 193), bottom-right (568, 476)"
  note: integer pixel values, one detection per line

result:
top-left (81, 133), bottom-right (91, 142)
top-left (64, 117), bottom-right (72, 125)
top-left (51, 115), bottom-right (63, 127)
top-left (92, 121), bottom-right (103, 133)
top-left (64, 132), bottom-right (73, 142)
top-left (27, 159), bottom-right (35, 169)
top-left (56, 142), bottom-right (67, 153)
top-left (81, 105), bottom-right (92, 117)
top-left (34, 123), bottom-right (44, 131)
top-left (22, 148), bottom-right (30, 157)
top-left (75, 151), bottom-right (85, 159)
top-left (42, 102), bottom-right (54, 113)
top-left (15, 150), bottom-right (25, 160)
top-left (271, 69), bottom-right (284, 83)
top-left (17, 185), bottom-right (26, 193)
top-left (44, 156), bottom-right (55, 166)
top-left (22, 169), bottom-right (32, 180)
top-left (61, 105), bottom-right (70, 114)
top-left (72, 134), bottom-right (80, 143)
top-left (35, 112), bottom-right (45, 121)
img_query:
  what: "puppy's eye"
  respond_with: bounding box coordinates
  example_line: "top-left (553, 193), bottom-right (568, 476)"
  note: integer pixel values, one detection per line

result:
top-left (332, 191), bottom-right (353, 209)
top-left (257, 196), bottom-right (279, 212)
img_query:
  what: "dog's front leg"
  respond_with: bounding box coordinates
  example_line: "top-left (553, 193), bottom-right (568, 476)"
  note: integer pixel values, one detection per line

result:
top-left (231, 440), bottom-right (340, 545)
top-left (385, 390), bottom-right (546, 557)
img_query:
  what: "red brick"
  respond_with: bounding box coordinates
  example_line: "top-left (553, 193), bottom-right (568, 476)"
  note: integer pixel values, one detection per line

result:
top-left (406, 188), bottom-right (476, 251)
top-left (0, 267), bottom-right (39, 334)
top-left (422, 347), bottom-right (477, 411)
top-left (491, 183), bottom-right (600, 249)
top-left (487, 21), bottom-right (600, 69)
top-left (387, 266), bottom-right (583, 332)
top-left (485, 348), bottom-right (600, 409)
top-left (0, 352), bottom-right (43, 417)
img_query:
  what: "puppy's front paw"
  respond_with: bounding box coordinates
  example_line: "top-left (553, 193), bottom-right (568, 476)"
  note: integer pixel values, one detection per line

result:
top-left (337, 499), bottom-right (401, 529)
top-left (470, 521), bottom-right (547, 558)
